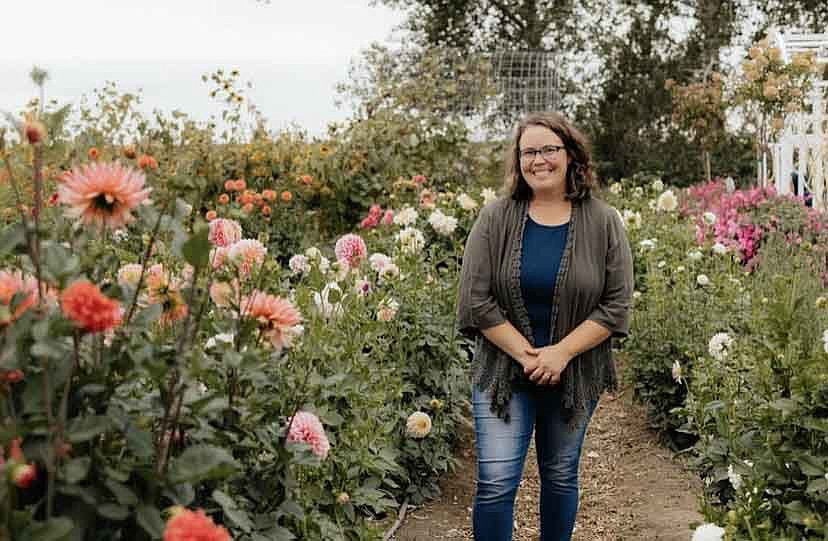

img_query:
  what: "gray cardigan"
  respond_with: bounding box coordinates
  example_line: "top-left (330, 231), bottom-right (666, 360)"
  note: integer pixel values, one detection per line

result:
top-left (456, 195), bottom-right (633, 426)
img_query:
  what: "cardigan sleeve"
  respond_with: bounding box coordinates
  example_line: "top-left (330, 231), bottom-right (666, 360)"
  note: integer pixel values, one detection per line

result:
top-left (456, 204), bottom-right (507, 338)
top-left (586, 208), bottom-right (633, 338)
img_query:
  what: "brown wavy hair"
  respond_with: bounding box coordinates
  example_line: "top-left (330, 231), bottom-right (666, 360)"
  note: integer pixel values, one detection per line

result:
top-left (503, 112), bottom-right (597, 201)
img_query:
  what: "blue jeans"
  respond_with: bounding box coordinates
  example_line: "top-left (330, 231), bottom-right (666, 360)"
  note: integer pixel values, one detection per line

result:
top-left (472, 385), bottom-right (597, 541)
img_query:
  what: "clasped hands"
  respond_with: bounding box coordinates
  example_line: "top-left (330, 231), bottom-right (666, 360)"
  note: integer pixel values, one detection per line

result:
top-left (520, 343), bottom-right (574, 386)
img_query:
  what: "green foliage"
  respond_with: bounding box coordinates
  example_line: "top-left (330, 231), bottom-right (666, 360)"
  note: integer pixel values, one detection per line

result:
top-left (611, 174), bottom-right (828, 536)
top-left (0, 72), bottom-right (487, 540)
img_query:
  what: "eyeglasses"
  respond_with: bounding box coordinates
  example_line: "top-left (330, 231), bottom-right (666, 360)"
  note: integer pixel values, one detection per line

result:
top-left (519, 144), bottom-right (565, 162)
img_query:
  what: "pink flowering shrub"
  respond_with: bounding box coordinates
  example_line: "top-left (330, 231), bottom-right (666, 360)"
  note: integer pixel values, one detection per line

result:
top-left (683, 179), bottom-right (828, 265)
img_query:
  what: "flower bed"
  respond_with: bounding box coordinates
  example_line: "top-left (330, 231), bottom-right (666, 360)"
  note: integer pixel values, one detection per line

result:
top-left (607, 177), bottom-right (828, 539)
top-left (0, 91), bottom-right (499, 539)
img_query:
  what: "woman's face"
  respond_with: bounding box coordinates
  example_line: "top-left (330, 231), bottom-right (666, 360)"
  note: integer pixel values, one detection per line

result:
top-left (518, 125), bottom-right (570, 198)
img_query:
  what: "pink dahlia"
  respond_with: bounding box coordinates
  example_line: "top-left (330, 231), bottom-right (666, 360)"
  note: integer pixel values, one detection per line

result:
top-left (208, 218), bottom-right (242, 247)
top-left (163, 508), bottom-right (231, 541)
top-left (359, 215), bottom-right (379, 229)
top-left (209, 281), bottom-right (239, 308)
top-left (227, 239), bottom-right (267, 277)
top-left (0, 270), bottom-right (38, 326)
top-left (58, 162), bottom-right (151, 229)
top-left (209, 247), bottom-right (229, 270)
top-left (287, 411), bottom-right (330, 459)
top-left (334, 234), bottom-right (367, 269)
top-left (241, 291), bottom-right (302, 350)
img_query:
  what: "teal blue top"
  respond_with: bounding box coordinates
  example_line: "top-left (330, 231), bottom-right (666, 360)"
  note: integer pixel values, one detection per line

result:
top-left (519, 216), bottom-right (569, 347)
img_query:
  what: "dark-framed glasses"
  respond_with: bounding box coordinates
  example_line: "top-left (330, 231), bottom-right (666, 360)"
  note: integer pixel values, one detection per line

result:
top-left (519, 144), bottom-right (565, 162)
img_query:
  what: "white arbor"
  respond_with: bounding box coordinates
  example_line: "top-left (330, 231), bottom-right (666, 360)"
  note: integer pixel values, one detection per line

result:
top-left (770, 29), bottom-right (828, 209)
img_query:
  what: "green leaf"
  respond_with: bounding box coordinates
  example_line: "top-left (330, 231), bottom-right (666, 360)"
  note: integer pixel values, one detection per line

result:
top-left (181, 227), bottom-right (211, 269)
top-left (807, 477), bottom-right (828, 493)
top-left (256, 526), bottom-right (296, 541)
top-left (105, 479), bottom-right (138, 506)
top-left (319, 409), bottom-right (344, 427)
top-left (168, 445), bottom-right (238, 484)
top-left (42, 242), bottom-right (79, 282)
top-left (98, 503), bottom-right (130, 520)
top-left (798, 454), bottom-right (825, 476)
top-left (66, 415), bottom-right (111, 443)
top-left (784, 500), bottom-right (811, 525)
top-left (126, 424), bottom-right (154, 459)
top-left (20, 517), bottom-right (74, 541)
top-left (61, 457), bottom-right (91, 484)
top-left (31, 339), bottom-right (69, 360)
top-left (769, 398), bottom-right (797, 414)
top-left (279, 500), bottom-right (304, 520)
top-left (163, 483), bottom-right (195, 506)
top-left (58, 482), bottom-right (99, 505)
top-left (0, 223), bottom-right (26, 256)
top-left (136, 505), bottom-right (165, 539)
top-left (212, 489), bottom-right (254, 532)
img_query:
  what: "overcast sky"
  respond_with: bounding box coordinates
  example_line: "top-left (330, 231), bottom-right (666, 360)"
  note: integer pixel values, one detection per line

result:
top-left (1, 0), bottom-right (405, 136)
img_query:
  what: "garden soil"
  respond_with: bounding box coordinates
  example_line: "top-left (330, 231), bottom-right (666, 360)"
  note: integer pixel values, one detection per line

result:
top-left (390, 364), bottom-right (704, 541)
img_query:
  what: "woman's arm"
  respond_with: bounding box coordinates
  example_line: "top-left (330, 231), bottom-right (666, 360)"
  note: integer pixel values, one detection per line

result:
top-left (557, 320), bottom-right (612, 359)
top-left (482, 321), bottom-right (539, 370)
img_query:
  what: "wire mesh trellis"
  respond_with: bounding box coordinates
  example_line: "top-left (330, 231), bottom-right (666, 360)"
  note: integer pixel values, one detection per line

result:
top-left (433, 49), bottom-right (561, 136)
top-left (489, 50), bottom-right (561, 118)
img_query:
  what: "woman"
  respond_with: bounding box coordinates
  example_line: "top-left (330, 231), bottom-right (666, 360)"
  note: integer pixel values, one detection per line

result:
top-left (456, 112), bottom-right (633, 541)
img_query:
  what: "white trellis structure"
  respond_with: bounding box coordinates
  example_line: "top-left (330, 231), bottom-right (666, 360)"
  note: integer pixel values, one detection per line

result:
top-left (770, 29), bottom-right (828, 209)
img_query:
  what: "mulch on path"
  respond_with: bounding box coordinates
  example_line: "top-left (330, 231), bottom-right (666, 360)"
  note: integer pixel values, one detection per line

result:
top-left (391, 371), bottom-right (703, 541)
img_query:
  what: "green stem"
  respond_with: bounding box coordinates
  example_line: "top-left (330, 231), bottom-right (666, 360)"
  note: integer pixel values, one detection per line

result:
top-left (123, 200), bottom-right (171, 327)
top-left (41, 357), bottom-right (55, 520)
top-left (743, 516), bottom-right (757, 541)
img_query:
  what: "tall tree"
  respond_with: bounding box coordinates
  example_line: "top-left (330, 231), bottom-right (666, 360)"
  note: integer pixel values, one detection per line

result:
top-left (373, 0), bottom-right (599, 52)
top-left (757, 0), bottom-right (828, 33)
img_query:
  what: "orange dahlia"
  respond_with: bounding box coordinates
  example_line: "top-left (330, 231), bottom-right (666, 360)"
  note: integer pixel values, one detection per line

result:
top-left (0, 270), bottom-right (38, 326)
top-left (58, 162), bottom-right (151, 229)
top-left (163, 508), bottom-right (231, 541)
top-left (241, 291), bottom-right (302, 350)
top-left (60, 280), bottom-right (122, 333)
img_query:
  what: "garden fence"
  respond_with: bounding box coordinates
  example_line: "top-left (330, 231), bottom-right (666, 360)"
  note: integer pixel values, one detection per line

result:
top-left (770, 29), bottom-right (828, 210)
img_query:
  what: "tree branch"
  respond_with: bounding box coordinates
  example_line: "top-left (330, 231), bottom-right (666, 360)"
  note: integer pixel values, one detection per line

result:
top-left (488, 0), bottom-right (526, 32)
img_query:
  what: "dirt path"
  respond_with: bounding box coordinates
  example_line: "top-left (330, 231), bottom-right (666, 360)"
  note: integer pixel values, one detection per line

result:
top-left (391, 373), bottom-right (703, 541)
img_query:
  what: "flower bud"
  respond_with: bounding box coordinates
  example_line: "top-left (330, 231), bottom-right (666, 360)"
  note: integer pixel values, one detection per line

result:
top-left (23, 119), bottom-right (47, 145)
top-left (137, 155), bottom-right (158, 170)
top-left (165, 505), bottom-right (186, 518)
top-left (336, 492), bottom-right (350, 505)
top-left (3, 369), bottom-right (23, 383)
top-left (122, 146), bottom-right (137, 160)
top-left (10, 463), bottom-right (36, 488)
